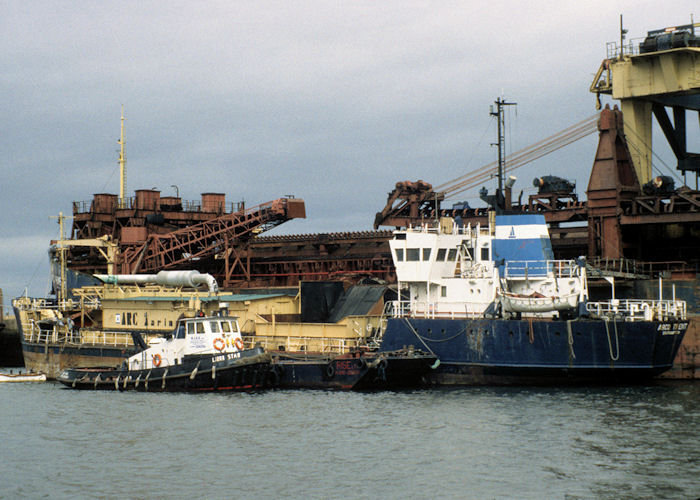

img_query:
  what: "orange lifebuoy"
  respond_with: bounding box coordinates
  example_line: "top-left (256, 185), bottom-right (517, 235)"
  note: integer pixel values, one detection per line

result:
top-left (152, 353), bottom-right (162, 367)
top-left (234, 338), bottom-right (245, 350)
top-left (213, 338), bottom-right (225, 351)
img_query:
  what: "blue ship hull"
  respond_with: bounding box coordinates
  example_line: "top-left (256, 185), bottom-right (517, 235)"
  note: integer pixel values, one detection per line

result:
top-left (379, 317), bottom-right (688, 385)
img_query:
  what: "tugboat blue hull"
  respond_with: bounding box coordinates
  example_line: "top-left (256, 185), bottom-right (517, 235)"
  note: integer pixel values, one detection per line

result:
top-left (379, 317), bottom-right (688, 385)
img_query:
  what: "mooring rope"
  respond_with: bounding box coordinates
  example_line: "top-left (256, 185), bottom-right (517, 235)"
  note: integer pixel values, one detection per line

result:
top-left (413, 325), bottom-right (468, 343)
top-left (402, 318), bottom-right (437, 355)
top-left (604, 319), bottom-right (620, 361)
top-left (566, 319), bottom-right (576, 360)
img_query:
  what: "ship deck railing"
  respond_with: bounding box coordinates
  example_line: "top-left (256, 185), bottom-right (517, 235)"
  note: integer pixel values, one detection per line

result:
top-left (386, 300), bottom-right (488, 320)
top-left (13, 296), bottom-right (101, 312)
top-left (73, 197), bottom-right (247, 215)
top-left (503, 259), bottom-right (580, 279)
top-left (387, 298), bottom-right (687, 322)
top-left (23, 322), bottom-right (81, 345)
top-left (585, 299), bottom-right (687, 321)
top-left (242, 335), bottom-right (358, 354)
top-left (405, 221), bottom-right (486, 237)
top-left (13, 297), bottom-right (57, 311)
top-left (23, 322), bottom-right (135, 348)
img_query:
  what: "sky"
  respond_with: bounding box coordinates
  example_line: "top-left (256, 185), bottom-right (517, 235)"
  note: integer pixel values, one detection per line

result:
top-left (1, 1), bottom-right (698, 305)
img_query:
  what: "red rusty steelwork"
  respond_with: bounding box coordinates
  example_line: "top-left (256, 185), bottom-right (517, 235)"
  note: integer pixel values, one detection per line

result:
top-left (64, 109), bottom-right (700, 288)
top-left (586, 104), bottom-right (641, 259)
top-left (67, 192), bottom-right (306, 282)
top-left (374, 180), bottom-right (442, 229)
top-left (242, 230), bottom-right (395, 288)
top-left (119, 198), bottom-right (305, 278)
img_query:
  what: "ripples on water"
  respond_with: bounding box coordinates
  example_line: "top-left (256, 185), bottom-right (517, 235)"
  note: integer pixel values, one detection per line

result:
top-left (1, 378), bottom-right (698, 499)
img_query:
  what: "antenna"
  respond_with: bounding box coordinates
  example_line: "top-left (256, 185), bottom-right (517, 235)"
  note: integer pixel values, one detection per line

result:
top-left (619, 14), bottom-right (628, 59)
top-left (118, 105), bottom-right (127, 208)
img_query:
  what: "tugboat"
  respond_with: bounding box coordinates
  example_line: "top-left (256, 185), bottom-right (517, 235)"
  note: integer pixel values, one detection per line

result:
top-left (57, 312), bottom-right (272, 391)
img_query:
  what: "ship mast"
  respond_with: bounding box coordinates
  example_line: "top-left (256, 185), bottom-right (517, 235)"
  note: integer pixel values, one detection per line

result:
top-left (50, 211), bottom-right (72, 308)
top-left (490, 97), bottom-right (517, 197)
top-left (118, 105), bottom-right (126, 208)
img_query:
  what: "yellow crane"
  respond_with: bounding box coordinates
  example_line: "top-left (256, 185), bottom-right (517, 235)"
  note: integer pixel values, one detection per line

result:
top-left (590, 17), bottom-right (700, 186)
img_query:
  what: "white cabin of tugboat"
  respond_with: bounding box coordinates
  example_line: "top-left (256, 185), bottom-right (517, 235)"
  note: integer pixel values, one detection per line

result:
top-left (128, 312), bottom-right (246, 371)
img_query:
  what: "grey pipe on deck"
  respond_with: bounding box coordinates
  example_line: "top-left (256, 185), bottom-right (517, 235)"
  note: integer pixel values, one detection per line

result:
top-left (94, 270), bottom-right (219, 293)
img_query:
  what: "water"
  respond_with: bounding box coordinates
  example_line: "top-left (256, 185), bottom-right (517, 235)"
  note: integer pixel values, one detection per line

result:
top-left (1, 377), bottom-right (698, 499)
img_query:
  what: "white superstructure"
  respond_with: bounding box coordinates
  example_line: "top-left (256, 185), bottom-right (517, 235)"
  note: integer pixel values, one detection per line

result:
top-left (128, 313), bottom-right (246, 371)
top-left (389, 216), bottom-right (587, 319)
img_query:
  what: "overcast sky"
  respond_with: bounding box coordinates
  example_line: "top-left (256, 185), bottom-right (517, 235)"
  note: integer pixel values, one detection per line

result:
top-left (1, 1), bottom-right (698, 304)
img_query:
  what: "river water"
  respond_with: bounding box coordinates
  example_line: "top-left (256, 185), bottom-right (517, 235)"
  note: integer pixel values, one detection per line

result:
top-left (1, 376), bottom-right (698, 499)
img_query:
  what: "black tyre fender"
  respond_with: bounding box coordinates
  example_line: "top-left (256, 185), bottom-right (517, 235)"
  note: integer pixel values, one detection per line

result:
top-left (377, 358), bottom-right (388, 381)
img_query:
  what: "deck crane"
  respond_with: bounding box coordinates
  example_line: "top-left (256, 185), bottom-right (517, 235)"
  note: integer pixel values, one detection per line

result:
top-left (374, 111), bottom-right (598, 228)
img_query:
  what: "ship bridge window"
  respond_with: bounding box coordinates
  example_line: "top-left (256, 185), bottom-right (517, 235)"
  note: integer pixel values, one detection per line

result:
top-left (437, 248), bottom-right (447, 261)
top-left (480, 247), bottom-right (489, 261)
top-left (221, 321), bottom-right (231, 333)
top-left (422, 248), bottom-right (431, 261)
top-left (175, 323), bottom-right (186, 339)
top-left (447, 249), bottom-right (457, 261)
top-left (407, 248), bottom-right (420, 261)
top-left (395, 248), bottom-right (404, 261)
top-left (187, 322), bottom-right (195, 335)
top-left (196, 322), bottom-right (205, 334)
top-left (209, 321), bottom-right (220, 333)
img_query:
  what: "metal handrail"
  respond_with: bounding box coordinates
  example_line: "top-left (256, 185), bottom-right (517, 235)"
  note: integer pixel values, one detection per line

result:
top-left (23, 321), bottom-right (135, 348)
top-left (586, 299), bottom-right (686, 321)
top-left (386, 300), bottom-right (485, 320)
top-left (73, 197), bottom-right (246, 215)
top-left (503, 259), bottom-right (579, 278)
top-left (242, 335), bottom-right (355, 354)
